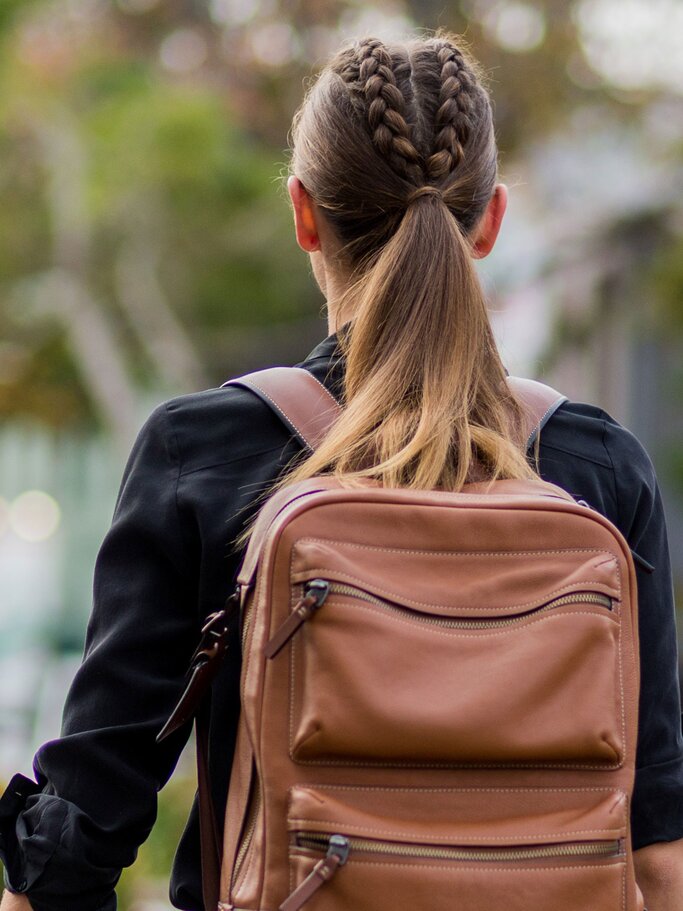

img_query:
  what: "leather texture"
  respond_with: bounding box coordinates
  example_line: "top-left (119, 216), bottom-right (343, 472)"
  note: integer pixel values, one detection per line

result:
top-left (210, 370), bottom-right (641, 911)
top-left (221, 481), bottom-right (641, 911)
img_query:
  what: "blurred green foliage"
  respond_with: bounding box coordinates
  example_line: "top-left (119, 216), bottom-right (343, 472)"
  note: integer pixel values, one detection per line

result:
top-left (0, 0), bottom-right (320, 432)
top-left (116, 772), bottom-right (196, 910)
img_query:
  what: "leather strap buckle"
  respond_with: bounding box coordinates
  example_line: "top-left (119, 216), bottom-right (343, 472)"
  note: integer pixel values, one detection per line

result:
top-left (156, 589), bottom-right (240, 742)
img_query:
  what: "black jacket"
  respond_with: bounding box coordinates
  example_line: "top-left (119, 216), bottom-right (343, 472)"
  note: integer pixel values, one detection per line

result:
top-left (2, 328), bottom-right (683, 911)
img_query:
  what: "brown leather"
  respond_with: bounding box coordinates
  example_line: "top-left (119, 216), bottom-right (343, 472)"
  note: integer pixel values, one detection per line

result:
top-left (506, 375), bottom-right (568, 449)
top-left (196, 698), bottom-right (222, 911)
top-left (279, 849), bottom-right (345, 911)
top-left (236, 476), bottom-right (576, 594)
top-left (226, 367), bottom-right (567, 456)
top-left (157, 603), bottom-right (235, 742)
top-left (215, 475), bottom-right (640, 911)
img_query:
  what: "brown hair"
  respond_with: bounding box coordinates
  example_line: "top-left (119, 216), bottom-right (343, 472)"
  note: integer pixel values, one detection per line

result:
top-left (242, 31), bottom-right (535, 541)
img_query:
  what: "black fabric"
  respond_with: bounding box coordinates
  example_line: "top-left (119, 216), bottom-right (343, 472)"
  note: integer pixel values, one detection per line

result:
top-left (1, 327), bottom-right (682, 911)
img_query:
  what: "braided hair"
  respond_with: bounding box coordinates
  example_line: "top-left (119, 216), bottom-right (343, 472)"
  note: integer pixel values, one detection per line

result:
top-left (355, 38), bottom-right (422, 182)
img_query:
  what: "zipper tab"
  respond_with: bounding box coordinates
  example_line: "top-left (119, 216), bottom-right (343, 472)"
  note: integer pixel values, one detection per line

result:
top-left (327, 834), bottom-right (351, 864)
top-left (264, 580), bottom-right (330, 659)
top-left (279, 835), bottom-right (349, 911)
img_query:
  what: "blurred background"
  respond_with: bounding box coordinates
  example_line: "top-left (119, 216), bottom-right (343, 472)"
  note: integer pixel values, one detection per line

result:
top-left (0, 0), bottom-right (681, 907)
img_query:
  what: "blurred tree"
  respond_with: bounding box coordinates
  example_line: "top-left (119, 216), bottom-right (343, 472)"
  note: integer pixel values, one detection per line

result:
top-left (0, 0), bottom-right (680, 445)
top-left (0, 0), bottom-right (320, 447)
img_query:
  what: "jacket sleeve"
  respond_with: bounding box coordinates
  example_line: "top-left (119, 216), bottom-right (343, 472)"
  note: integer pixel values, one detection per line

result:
top-left (604, 420), bottom-right (683, 848)
top-left (0, 403), bottom-right (199, 911)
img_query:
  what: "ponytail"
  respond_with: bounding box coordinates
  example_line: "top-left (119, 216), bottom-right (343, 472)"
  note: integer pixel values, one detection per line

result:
top-left (239, 31), bottom-right (536, 540)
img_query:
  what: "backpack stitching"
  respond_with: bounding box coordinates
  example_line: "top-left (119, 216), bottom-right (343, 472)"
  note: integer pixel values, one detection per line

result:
top-left (287, 857), bottom-right (626, 876)
top-left (286, 819), bottom-right (623, 840)
top-left (292, 369), bottom-right (342, 411)
top-left (294, 539), bottom-right (617, 560)
top-left (288, 784), bottom-right (626, 794)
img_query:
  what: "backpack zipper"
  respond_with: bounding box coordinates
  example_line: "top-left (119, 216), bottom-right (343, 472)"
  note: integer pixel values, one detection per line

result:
top-left (265, 579), bottom-right (612, 657)
top-left (295, 831), bottom-right (623, 862)
top-left (324, 582), bottom-right (613, 630)
top-left (232, 776), bottom-right (261, 890)
top-left (279, 832), bottom-right (623, 911)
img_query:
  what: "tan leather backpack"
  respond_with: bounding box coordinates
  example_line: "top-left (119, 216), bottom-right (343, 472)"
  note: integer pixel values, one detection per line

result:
top-left (160, 367), bottom-right (642, 911)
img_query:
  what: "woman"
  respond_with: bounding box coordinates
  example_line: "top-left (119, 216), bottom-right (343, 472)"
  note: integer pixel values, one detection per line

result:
top-left (2, 30), bottom-right (683, 911)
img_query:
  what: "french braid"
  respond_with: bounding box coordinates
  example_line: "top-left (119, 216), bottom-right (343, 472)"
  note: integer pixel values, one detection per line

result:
top-left (345, 38), bottom-right (423, 182)
top-left (425, 40), bottom-right (478, 181)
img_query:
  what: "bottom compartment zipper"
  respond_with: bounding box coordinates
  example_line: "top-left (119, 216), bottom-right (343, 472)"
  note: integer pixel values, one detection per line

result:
top-left (281, 831), bottom-right (624, 911)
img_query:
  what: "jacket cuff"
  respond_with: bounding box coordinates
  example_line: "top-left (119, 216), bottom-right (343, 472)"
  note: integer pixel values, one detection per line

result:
top-left (0, 774), bottom-right (45, 892)
top-left (0, 775), bottom-right (118, 911)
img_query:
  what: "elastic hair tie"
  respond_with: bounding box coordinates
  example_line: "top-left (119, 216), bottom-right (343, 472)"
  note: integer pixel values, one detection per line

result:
top-left (406, 185), bottom-right (444, 205)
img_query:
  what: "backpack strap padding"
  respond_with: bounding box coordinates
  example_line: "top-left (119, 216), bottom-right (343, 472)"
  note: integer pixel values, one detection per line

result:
top-left (226, 366), bottom-right (567, 454)
top-left (225, 366), bottom-right (341, 451)
top-left (506, 376), bottom-right (568, 450)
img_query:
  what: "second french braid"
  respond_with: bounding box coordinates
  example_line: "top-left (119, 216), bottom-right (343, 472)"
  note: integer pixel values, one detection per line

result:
top-left (426, 40), bottom-right (478, 181)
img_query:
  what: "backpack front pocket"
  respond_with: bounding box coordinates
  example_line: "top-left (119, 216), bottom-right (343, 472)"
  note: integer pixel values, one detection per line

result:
top-left (282, 786), bottom-right (628, 911)
top-left (285, 577), bottom-right (623, 767)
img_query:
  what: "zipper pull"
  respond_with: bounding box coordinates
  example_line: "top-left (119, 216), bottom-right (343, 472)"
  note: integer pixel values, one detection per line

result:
top-left (279, 835), bottom-right (349, 911)
top-left (264, 580), bottom-right (330, 659)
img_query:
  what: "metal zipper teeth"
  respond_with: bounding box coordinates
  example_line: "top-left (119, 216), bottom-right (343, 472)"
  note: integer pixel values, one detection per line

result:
top-left (295, 832), bottom-right (623, 863)
top-left (241, 600), bottom-right (254, 652)
top-left (321, 582), bottom-right (613, 630)
top-left (233, 779), bottom-right (261, 886)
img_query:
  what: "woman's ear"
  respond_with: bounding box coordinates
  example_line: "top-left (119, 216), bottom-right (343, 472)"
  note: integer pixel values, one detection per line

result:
top-left (471, 183), bottom-right (508, 259)
top-left (287, 176), bottom-right (321, 253)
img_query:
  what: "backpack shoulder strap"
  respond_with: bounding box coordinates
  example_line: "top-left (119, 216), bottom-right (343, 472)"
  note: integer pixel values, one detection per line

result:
top-left (225, 366), bottom-right (567, 453)
top-left (224, 366), bottom-right (342, 450)
top-left (506, 376), bottom-right (568, 450)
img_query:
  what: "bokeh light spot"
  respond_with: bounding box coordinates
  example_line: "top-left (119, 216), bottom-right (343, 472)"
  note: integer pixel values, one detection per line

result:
top-left (576, 0), bottom-right (683, 93)
top-left (484, 2), bottom-right (546, 54)
top-left (210, 0), bottom-right (273, 27)
top-left (247, 21), bottom-right (300, 68)
top-left (160, 29), bottom-right (209, 74)
top-left (9, 491), bottom-right (61, 544)
top-left (340, 8), bottom-right (413, 44)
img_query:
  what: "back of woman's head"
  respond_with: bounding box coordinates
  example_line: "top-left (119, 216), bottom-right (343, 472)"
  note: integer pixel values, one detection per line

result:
top-left (285, 32), bottom-right (535, 491)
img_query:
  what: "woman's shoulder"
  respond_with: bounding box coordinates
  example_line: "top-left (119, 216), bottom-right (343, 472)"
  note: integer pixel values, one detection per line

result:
top-left (543, 399), bottom-right (656, 477)
top-left (134, 335), bottom-right (340, 476)
top-left (136, 381), bottom-right (295, 478)
top-left (540, 398), bottom-right (659, 540)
